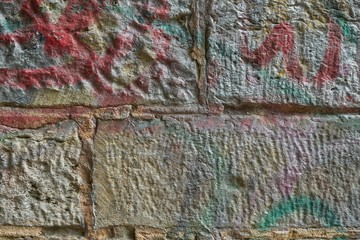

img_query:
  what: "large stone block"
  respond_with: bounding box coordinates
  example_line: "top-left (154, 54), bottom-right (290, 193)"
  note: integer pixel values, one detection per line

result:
top-left (208, 0), bottom-right (360, 107)
top-left (94, 115), bottom-right (360, 229)
top-left (0, 0), bottom-right (198, 107)
top-left (0, 121), bottom-right (83, 226)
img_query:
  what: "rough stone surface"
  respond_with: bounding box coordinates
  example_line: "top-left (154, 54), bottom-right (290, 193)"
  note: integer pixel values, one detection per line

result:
top-left (135, 227), bottom-right (166, 240)
top-left (0, 0), bottom-right (198, 107)
top-left (208, 1), bottom-right (360, 107)
top-left (94, 116), bottom-right (360, 229)
top-left (1, 0), bottom-right (360, 239)
top-left (0, 121), bottom-right (83, 226)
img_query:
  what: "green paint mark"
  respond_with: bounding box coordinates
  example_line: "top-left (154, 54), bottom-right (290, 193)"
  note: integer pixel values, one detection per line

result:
top-left (197, 132), bottom-right (237, 230)
top-left (323, 0), bottom-right (359, 44)
top-left (0, 17), bottom-right (20, 33)
top-left (335, 17), bottom-right (358, 44)
top-left (153, 21), bottom-right (191, 44)
top-left (258, 196), bottom-right (347, 239)
top-left (107, 4), bottom-right (191, 45)
top-left (210, 39), bottom-right (239, 58)
top-left (107, 4), bottom-right (145, 24)
top-left (199, 144), bottom-right (227, 229)
top-left (259, 69), bottom-right (316, 105)
top-left (162, 123), bottom-right (231, 230)
top-left (107, 4), bottom-right (136, 20)
top-left (258, 196), bottom-right (341, 229)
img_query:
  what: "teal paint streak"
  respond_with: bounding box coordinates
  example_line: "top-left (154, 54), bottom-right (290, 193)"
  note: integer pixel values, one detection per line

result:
top-left (323, 0), bottom-right (359, 44)
top-left (153, 21), bottom-right (191, 44)
top-left (107, 4), bottom-right (136, 20)
top-left (107, 4), bottom-right (191, 44)
top-left (159, 124), bottom-right (218, 229)
top-left (335, 18), bottom-right (358, 44)
top-left (114, 1), bottom-right (358, 46)
top-left (258, 196), bottom-right (347, 240)
top-left (258, 196), bottom-right (341, 229)
top-left (162, 123), bottom-right (231, 230)
top-left (199, 143), bottom-right (228, 229)
top-left (0, 18), bottom-right (20, 33)
top-left (259, 69), bottom-right (317, 105)
top-left (0, 19), bottom-right (11, 33)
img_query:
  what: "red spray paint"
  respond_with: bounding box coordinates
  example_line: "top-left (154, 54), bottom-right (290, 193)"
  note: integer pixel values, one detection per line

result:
top-left (241, 20), bottom-right (342, 86)
top-left (0, 0), bottom-right (173, 101)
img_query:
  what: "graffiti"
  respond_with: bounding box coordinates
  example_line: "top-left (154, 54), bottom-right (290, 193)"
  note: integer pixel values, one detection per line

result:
top-left (239, 0), bottom-right (360, 89)
top-left (241, 20), bottom-right (342, 86)
top-left (0, 0), bottom-right (357, 107)
top-left (259, 69), bottom-right (316, 105)
top-left (0, 0), bottom-right (173, 98)
top-left (198, 142), bottom-right (228, 230)
top-left (258, 196), bottom-right (341, 229)
top-left (199, 0), bottom-right (360, 106)
top-left (2, 1), bottom-right (355, 97)
top-left (258, 196), bottom-right (347, 240)
top-left (0, 0), bottom-right (113, 92)
top-left (163, 117), bottom-right (359, 234)
top-left (107, 3), bottom-right (190, 42)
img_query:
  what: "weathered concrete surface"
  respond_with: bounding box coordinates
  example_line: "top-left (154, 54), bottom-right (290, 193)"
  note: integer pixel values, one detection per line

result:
top-left (208, 1), bottom-right (360, 107)
top-left (0, 0), bottom-right (198, 107)
top-left (94, 116), bottom-right (360, 229)
top-left (0, 121), bottom-right (83, 226)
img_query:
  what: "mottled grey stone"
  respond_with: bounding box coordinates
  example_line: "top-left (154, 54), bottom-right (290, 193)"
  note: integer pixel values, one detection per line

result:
top-left (94, 116), bottom-right (360, 229)
top-left (0, 121), bottom-right (83, 226)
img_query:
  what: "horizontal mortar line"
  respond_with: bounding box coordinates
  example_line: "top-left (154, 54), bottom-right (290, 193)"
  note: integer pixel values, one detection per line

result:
top-left (0, 103), bottom-right (133, 111)
top-left (94, 226), bottom-right (360, 239)
top-left (0, 103), bottom-right (360, 117)
top-left (0, 225), bottom-right (85, 237)
top-left (2, 226), bottom-right (360, 239)
top-left (0, 226), bottom-right (43, 237)
top-left (223, 102), bottom-right (360, 115)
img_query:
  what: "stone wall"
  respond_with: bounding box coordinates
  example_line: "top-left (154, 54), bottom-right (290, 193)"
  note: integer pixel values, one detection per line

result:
top-left (0, 0), bottom-right (359, 239)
